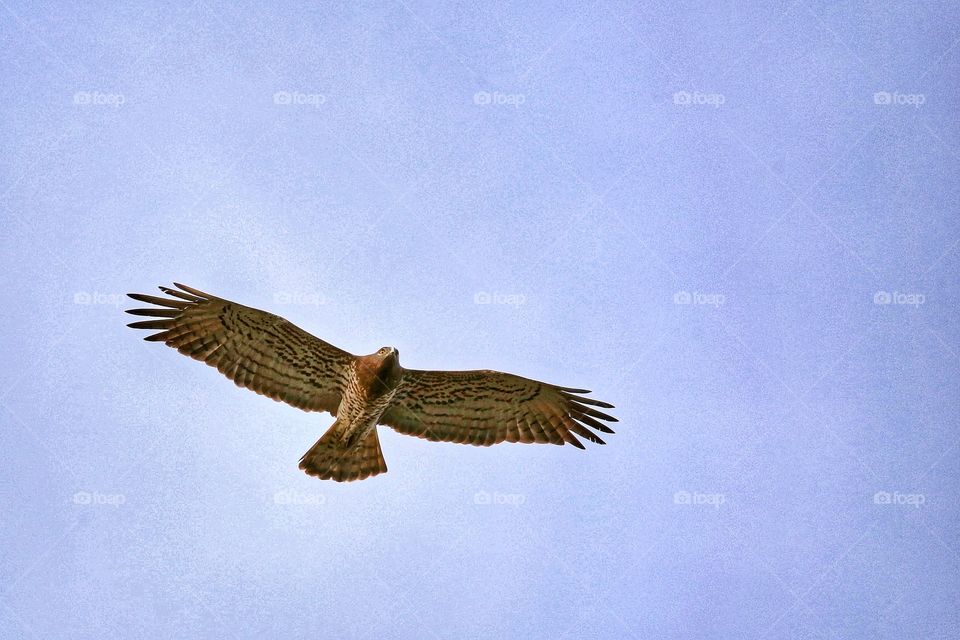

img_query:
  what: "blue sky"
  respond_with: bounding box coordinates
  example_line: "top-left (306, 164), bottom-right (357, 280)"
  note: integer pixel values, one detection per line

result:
top-left (1, 1), bottom-right (959, 638)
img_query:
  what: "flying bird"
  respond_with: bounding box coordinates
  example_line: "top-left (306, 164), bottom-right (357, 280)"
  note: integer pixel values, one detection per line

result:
top-left (126, 283), bottom-right (616, 482)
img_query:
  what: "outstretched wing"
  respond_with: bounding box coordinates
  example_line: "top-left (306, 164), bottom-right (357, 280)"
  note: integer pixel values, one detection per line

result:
top-left (125, 283), bottom-right (354, 415)
top-left (379, 369), bottom-right (616, 448)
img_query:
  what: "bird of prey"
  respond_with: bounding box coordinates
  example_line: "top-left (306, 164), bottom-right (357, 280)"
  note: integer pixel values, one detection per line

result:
top-left (125, 283), bottom-right (616, 482)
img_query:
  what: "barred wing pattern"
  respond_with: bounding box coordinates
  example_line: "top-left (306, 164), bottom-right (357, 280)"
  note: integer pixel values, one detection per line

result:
top-left (379, 369), bottom-right (616, 448)
top-left (125, 283), bottom-right (354, 414)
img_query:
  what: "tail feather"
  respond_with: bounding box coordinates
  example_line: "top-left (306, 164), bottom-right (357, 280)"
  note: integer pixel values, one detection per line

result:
top-left (299, 424), bottom-right (387, 482)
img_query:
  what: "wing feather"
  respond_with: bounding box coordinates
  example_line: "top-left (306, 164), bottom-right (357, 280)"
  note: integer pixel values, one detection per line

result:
top-left (126, 283), bottom-right (354, 415)
top-left (379, 369), bottom-right (616, 448)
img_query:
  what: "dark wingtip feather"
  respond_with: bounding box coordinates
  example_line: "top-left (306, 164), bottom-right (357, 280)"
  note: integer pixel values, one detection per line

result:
top-left (159, 285), bottom-right (203, 302)
top-left (569, 402), bottom-right (617, 422)
top-left (173, 282), bottom-right (214, 299)
top-left (574, 413), bottom-right (616, 434)
top-left (561, 392), bottom-right (615, 409)
top-left (558, 428), bottom-right (586, 449)
top-left (127, 320), bottom-right (172, 330)
top-left (125, 307), bottom-right (179, 317)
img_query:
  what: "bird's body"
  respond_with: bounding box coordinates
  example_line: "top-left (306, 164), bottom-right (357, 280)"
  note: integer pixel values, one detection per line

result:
top-left (298, 348), bottom-right (404, 480)
top-left (340, 348), bottom-right (404, 436)
top-left (126, 283), bottom-right (617, 481)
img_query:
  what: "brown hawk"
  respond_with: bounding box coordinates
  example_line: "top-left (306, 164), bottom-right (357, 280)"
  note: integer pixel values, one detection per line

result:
top-left (126, 283), bottom-right (617, 482)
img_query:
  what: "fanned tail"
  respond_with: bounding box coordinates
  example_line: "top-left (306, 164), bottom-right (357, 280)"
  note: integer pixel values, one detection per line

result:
top-left (299, 423), bottom-right (387, 482)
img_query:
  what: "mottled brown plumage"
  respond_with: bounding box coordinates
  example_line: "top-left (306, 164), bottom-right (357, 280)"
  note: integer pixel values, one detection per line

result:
top-left (126, 283), bottom-right (617, 481)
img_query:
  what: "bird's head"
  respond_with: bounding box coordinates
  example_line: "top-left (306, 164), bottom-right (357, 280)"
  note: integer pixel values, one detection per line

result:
top-left (363, 346), bottom-right (402, 396)
top-left (374, 346), bottom-right (399, 364)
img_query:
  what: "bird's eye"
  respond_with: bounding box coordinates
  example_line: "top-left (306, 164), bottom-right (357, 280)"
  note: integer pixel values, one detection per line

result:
top-left (378, 348), bottom-right (386, 355)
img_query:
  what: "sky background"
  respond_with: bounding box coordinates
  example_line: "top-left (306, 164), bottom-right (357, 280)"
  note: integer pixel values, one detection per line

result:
top-left (1, 1), bottom-right (959, 638)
